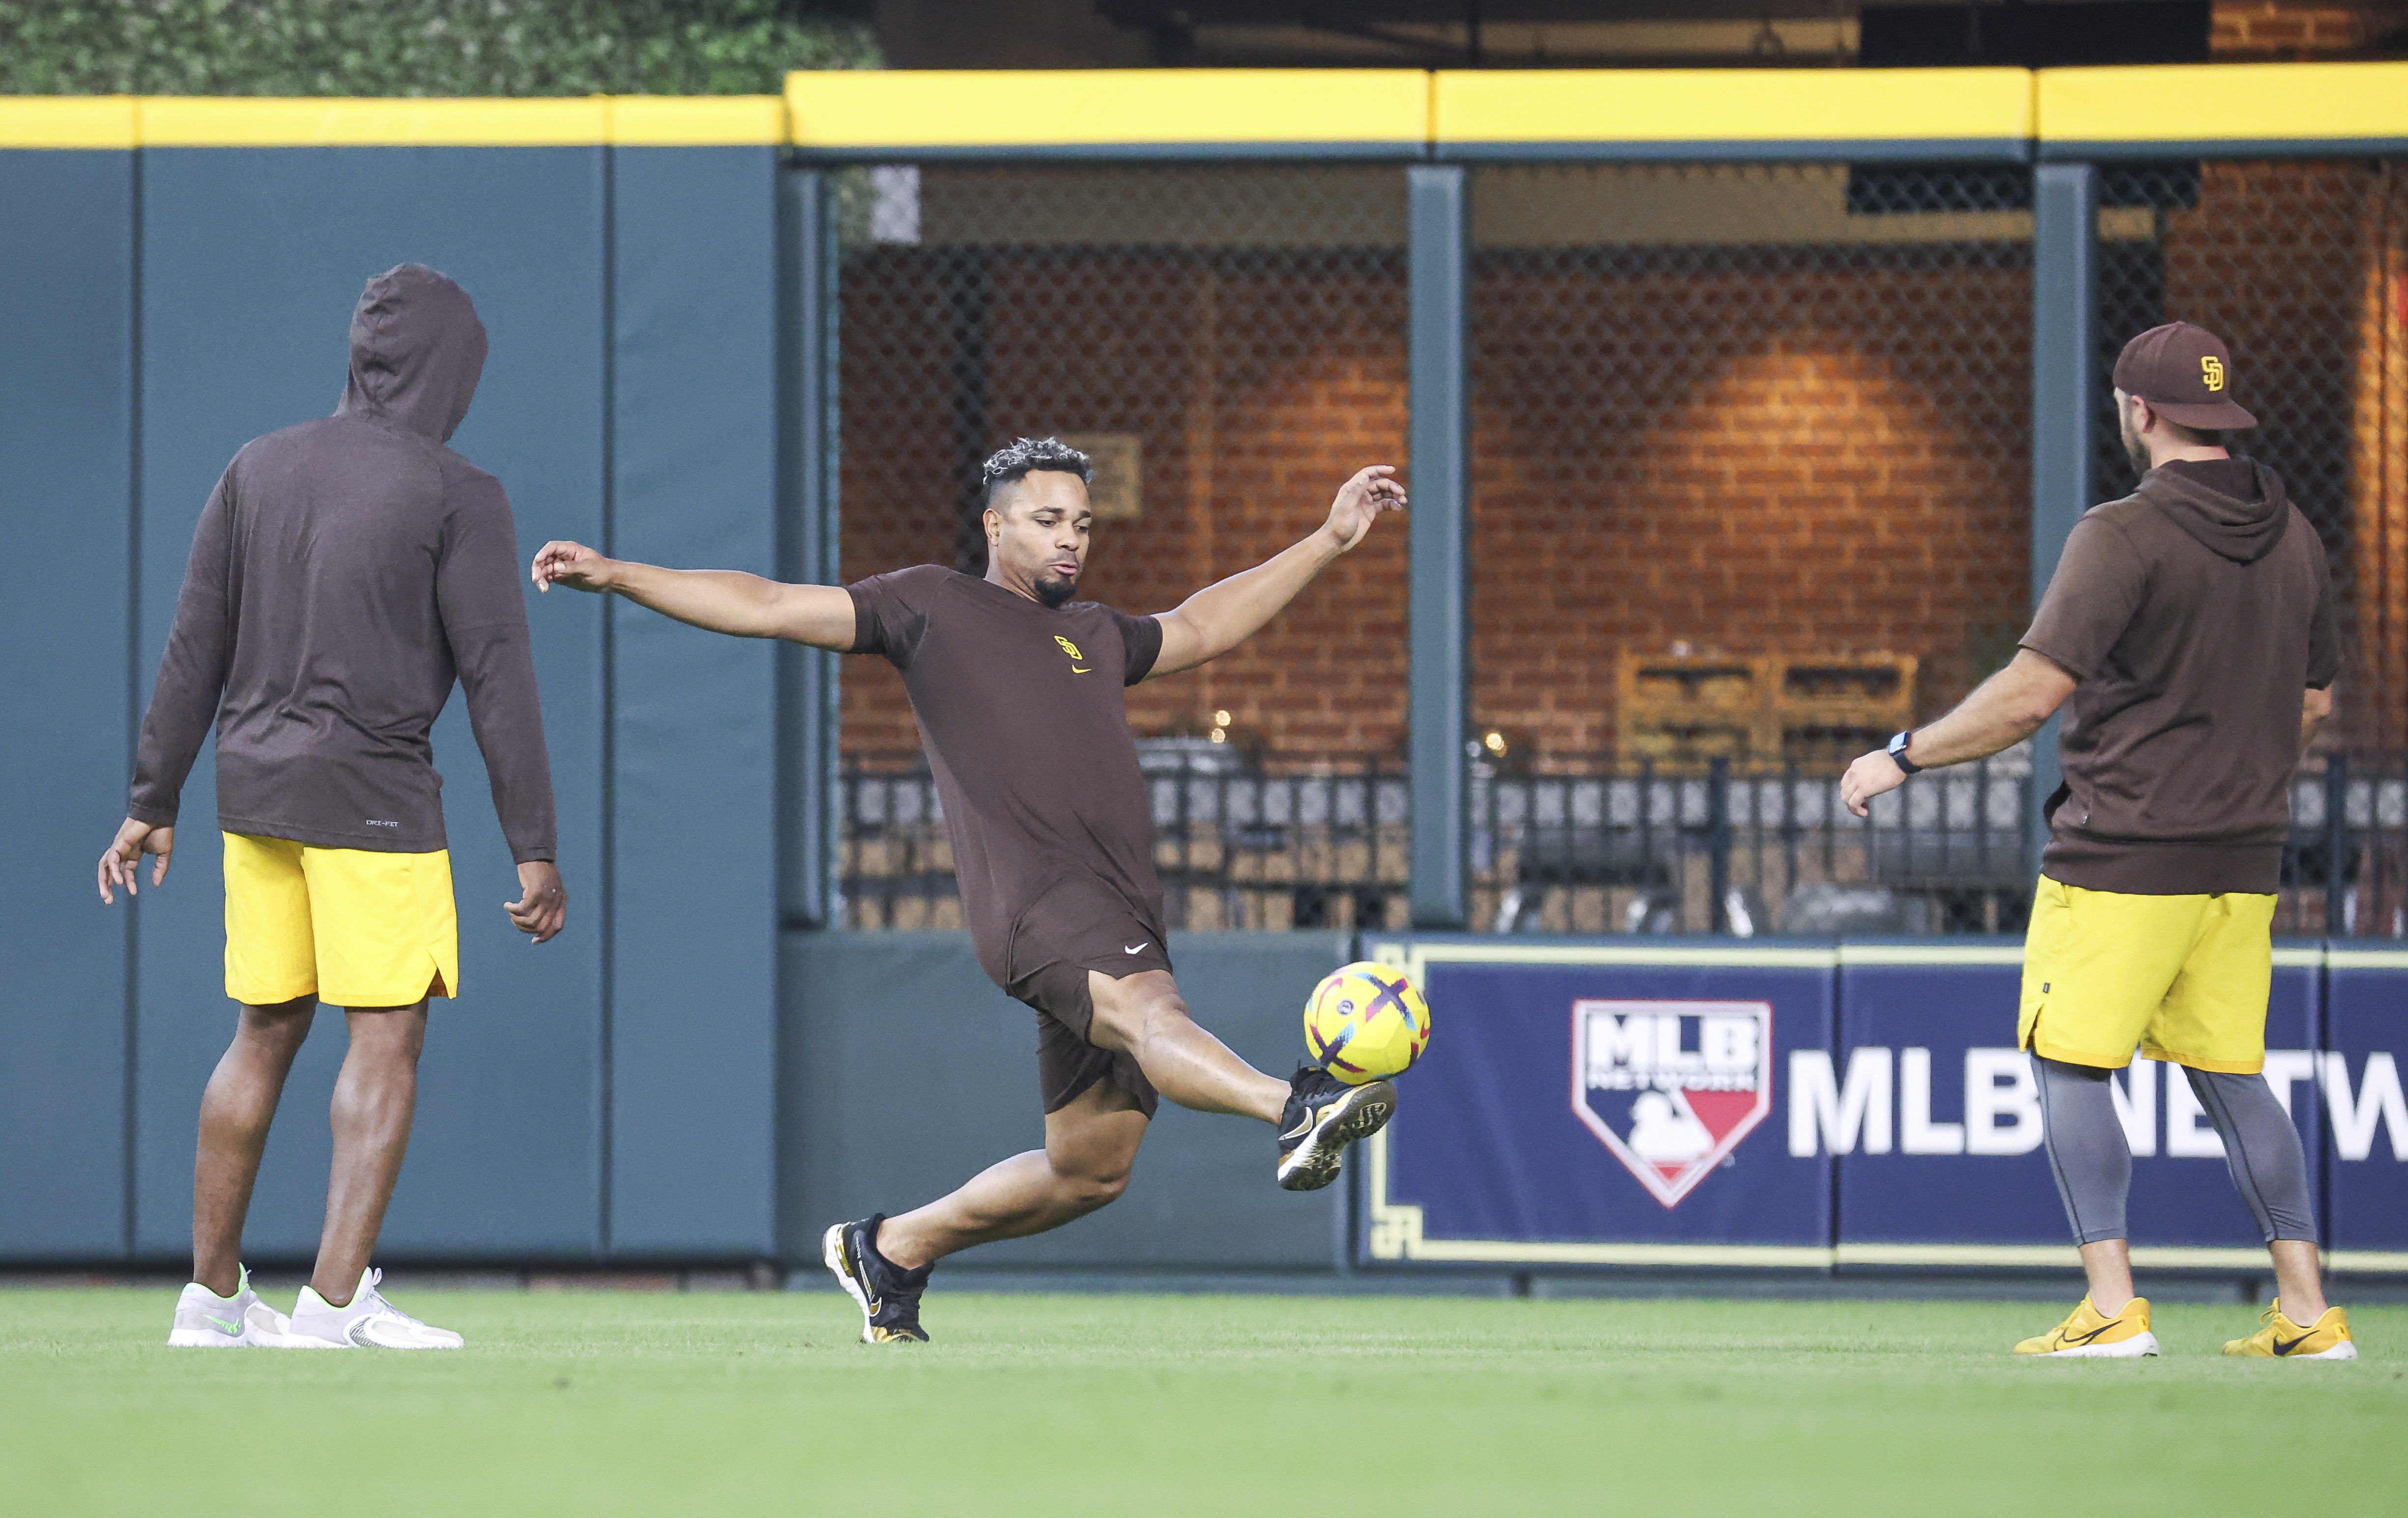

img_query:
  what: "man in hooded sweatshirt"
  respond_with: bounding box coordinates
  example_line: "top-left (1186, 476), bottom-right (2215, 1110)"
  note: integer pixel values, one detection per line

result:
top-left (1840, 321), bottom-right (2354, 1360)
top-left (97, 264), bottom-right (565, 1351)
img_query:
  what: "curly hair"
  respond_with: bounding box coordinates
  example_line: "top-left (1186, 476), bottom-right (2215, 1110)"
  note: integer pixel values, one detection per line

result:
top-left (981, 436), bottom-right (1093, 506)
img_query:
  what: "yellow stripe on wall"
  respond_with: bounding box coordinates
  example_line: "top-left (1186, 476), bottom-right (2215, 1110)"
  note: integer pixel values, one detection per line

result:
top-left (607, 95), bottom-right (786, 147)
top-left (787, 68), bottom-right (1429, 151)
top-left (0, 96), bottom-right (140, 149)
top-left (1434, 67), bottom-right (2034, 146)
top-left (2038, 61), bottom-right (2408, 145)
top-left (138, 96), bottom-right (612, 147)
top-left (7, 62), bottom-right (2406, 153)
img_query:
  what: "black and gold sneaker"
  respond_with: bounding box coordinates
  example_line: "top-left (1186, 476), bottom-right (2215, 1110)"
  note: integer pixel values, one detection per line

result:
top-left (1275, 1066), bottom-right (1397, 1192)
top-left (821, 1214), bottom-right (932, 1344)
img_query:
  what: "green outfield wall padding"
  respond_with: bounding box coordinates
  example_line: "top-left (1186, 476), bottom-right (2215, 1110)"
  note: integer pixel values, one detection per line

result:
top-left (604, 145), bottom-right (783, 1259)
top-left (127, 146), bottom-right (610, 1262)
top-left (0, 150), bottom-right (137, 1261)
top-left (780, 931), bottom-right (1355, 1271)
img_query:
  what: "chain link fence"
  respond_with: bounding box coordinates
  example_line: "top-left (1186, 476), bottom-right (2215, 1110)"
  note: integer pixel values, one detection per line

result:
top-left (1464, 161), bottom-right (2039, 933)
top-left (826, 156), bottom-right (2408, 938)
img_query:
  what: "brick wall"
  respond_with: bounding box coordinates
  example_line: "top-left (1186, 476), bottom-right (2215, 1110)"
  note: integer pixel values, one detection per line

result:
top-left (834, 157), bottom-right (2403, 768)
top-left (1469, 254), bottom-right (2033, 757)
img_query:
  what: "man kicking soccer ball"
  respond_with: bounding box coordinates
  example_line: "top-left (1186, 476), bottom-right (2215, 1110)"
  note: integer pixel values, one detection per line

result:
top-left (533, 438), bottom-right (1401, 1343)
top-left (1842, 323), bottom-right (2354, 1360)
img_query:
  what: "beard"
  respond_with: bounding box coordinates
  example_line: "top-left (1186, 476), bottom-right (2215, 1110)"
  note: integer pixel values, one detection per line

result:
top-left (2120, 415), bottom-right (2151, 478)
top-left (1033, 570), bottom-right (1077, 608)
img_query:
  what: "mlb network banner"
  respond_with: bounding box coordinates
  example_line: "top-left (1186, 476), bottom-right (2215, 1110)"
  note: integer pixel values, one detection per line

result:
top-left (1358, 938), bottom-right (2408, 1271)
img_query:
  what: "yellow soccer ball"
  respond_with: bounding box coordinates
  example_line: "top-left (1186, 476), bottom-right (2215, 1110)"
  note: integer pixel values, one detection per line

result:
top-left (1303, 961), bottom-right (1431, 1085)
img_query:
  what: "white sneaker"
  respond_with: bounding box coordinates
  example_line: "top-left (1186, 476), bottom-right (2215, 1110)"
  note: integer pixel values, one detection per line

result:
top-left (167, 1264), bottom-right (312, 1348)
top-left (288, 1267), bottom-right (464, 1349)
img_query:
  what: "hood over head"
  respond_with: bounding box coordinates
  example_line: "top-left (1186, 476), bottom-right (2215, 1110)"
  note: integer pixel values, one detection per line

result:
top-left (337, 264), bottom-right (487, 443)
top-left (2138, 458), bottom-right (2291, 565)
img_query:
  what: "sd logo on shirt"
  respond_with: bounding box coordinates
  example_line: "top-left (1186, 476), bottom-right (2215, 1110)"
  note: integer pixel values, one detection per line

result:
top-left (1054, 634), bottom-right (1091, 674)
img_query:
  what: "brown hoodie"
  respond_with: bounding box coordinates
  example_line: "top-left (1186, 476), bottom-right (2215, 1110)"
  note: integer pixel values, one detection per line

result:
top-left (127, 264), bottom-right (557, 864)
top-left (2020, 458), bottom-right (2337, 895)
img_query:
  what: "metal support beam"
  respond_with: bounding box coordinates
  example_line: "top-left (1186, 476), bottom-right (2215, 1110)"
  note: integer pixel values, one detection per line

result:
top-left (778, 167), bottom-right (840, 929)
top-left (2026, 161), bottom-right (2097, 877)
top-left (1408, 164), bottom-right (1471, 930)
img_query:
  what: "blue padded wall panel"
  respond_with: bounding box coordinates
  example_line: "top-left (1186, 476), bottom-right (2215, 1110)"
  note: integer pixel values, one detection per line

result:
top-left (131, 147), bottom-right (607, 1261)
top-left (781, 932), bottom-right (1352, 1270)
top-left (0, 151), bottom-right (136, 1260)
top-left (604, 146), bottom-right (782, 1257)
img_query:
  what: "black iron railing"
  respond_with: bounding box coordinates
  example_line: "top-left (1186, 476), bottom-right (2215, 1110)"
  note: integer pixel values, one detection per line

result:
top-left (838, 749), bottom-right (2408, 938)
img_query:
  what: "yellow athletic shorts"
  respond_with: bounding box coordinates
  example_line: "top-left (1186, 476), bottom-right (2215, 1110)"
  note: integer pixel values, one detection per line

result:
top-left (222, 833), bottom-right (458, 1008)
top-left (2016, 875), bottom-right (2275, 1075)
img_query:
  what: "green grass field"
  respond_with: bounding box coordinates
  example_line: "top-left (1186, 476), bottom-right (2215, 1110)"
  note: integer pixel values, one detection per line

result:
top-left (3, 1289), bottom-right (2401, 1517)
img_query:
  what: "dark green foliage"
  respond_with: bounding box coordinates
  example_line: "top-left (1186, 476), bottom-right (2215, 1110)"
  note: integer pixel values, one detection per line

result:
top-left (0, 1), bottom-right (879, 96)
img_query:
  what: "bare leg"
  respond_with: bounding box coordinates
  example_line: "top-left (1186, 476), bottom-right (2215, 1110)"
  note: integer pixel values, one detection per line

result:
top-left (2077, 1238), bottom-right (2136, 1316)
top-left (2270, 1239), bottom-right (2329, 1323)
top-left (309, 1003), bottom-right (428, 1304)
top-left (1084, 970), bottom-right (1287, 1124)
top-left (192, 998), bottom-right (316, 1297)
top-left (877, 1080), bottom-right (1148, 1270)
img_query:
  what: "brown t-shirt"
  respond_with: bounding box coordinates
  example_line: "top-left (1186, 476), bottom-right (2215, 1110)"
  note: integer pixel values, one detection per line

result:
top-left (848, 565), bottom-right (1166, 984)
top-left (2019, 459), bottom-right (2337, 895)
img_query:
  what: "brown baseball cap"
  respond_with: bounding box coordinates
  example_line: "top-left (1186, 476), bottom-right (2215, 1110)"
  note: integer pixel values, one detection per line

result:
top-left (2112, 321), bottom-right (2257, 430)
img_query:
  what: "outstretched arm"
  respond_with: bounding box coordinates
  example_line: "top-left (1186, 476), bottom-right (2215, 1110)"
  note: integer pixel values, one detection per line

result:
top-left (532, 540), bottom-right (855, 650)
top-left (1148, 465), bottom-right (1404, 679)
top-left (1839, 648), bottom-right (2077, 816)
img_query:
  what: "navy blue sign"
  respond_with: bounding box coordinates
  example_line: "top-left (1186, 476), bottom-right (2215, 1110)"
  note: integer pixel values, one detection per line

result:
top-left (1830, 945), bottom-right (2322, 1260)
top-left (1360, 940), bottom-right (1836, 1266)
top-left (2325, 953), bottom-right (2408, 1264)
top-left (1360, 937), bottom-right (2390, 1273)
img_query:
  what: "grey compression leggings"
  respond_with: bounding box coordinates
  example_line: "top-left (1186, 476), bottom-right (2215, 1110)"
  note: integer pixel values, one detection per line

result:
top-left (2032, 1054), bottom-right (2318, 1246)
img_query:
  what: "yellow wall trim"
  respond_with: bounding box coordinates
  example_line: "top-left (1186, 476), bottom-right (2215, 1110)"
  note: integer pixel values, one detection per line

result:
top-left (0, 94), bottom-right (787, 148)
top-left (1835, 1243), bottom-right (2076, 1266)
top-left (2327, 1250), bottom-right (2408, 1274)
top-left (607, 95), bottom-right (785, 147)
top-left (787, 68), bottom-right (1428, 151)
top-left (0, 96), bottom-right (140, 148)
top-left (1434, 67), bottom-right (2034, 147)
top-left (138, 97), bottom-right (612, 147)
top-left (3, 62), bottom-right (2403, 153)
top-left (2039, 61), bottom-right (2408, 146)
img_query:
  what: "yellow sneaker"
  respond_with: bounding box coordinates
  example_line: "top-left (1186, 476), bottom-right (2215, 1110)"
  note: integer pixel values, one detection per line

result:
top-left (2223, 1305), bottom-right (2357, 1360)
top-left (2014, 1295), bottom-right (2159, 1358)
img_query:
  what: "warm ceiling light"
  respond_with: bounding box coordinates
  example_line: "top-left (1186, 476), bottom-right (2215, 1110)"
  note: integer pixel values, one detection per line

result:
top-left (1209, 728), bottom-right (1227, 744)
top-left (1213, 709), bottom-right (1232, 727)
top-left (1483, 730), bottom-right (1508, 755)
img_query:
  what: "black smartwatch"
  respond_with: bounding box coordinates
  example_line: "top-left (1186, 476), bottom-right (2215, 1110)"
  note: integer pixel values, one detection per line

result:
top-left (1886, 730), bottom-right (1923, 775)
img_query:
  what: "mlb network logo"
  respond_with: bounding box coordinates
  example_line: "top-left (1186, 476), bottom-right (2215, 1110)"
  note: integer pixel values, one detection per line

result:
top-left (1787, 1045), bottom-right (2408, 1161)
top-left (1573, 1000), bottom-right (1773, 1208)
